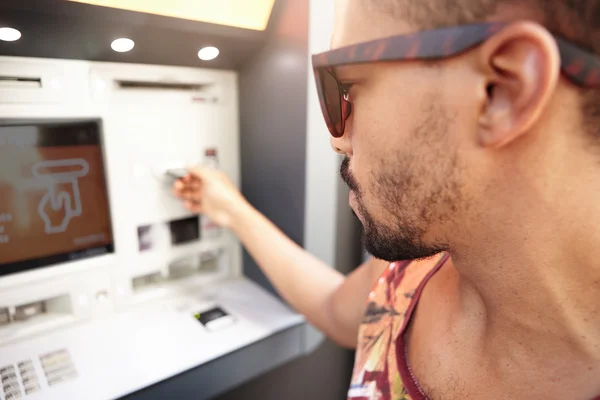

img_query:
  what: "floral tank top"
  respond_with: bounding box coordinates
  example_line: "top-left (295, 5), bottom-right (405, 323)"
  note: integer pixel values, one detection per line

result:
top-left (347, 252), bottom-right (450, 400)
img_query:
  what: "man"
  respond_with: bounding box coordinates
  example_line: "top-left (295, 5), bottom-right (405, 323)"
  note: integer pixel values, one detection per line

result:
top-left (174, 0), bottom-right (600, 398)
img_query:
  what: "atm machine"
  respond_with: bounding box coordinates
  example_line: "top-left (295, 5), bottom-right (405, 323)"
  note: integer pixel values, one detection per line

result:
top-left (0, 56), bottom-right (306, 400)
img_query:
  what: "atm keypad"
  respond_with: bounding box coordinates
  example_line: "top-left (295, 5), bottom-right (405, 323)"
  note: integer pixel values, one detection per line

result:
top-left (0, 363), bottom-right (21, 399)
top-left (18, 359), bottom-right (40, 395)
top-left (0, 358), bottom-right (43, 398)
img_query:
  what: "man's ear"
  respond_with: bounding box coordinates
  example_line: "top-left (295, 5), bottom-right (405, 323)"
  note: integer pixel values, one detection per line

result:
top-left (476, 21), bottom-right (561, 148)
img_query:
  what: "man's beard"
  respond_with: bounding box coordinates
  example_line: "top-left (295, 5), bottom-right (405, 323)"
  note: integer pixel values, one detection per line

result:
top-left (339, 103), bottom-right (460, 262)
top-left (341, 157), bottom-right (444, 262)
top-left (361, 202), bottom-right (442, 262)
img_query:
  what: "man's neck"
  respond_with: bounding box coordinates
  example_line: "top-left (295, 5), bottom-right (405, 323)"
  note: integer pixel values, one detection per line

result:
top-left (450, 207), bottom-right (600, 363)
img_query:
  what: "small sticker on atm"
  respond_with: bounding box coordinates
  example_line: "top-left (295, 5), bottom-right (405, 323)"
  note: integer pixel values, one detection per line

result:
top-left (195, 307), bottom-right (229, 326)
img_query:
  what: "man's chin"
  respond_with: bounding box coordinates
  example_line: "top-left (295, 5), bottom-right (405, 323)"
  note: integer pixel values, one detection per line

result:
top-left (363, 228), bottom-right (444, 262)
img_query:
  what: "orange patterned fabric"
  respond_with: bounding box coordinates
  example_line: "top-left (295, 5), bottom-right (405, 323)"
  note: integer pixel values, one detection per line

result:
top-left (347, 253), bottom-right (450, 400)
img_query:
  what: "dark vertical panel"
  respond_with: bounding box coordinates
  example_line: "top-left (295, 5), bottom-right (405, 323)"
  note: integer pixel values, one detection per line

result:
top-left (237, 0), bottom-right (308, 297)
top-left (215, 339), bottom-right (354, 400)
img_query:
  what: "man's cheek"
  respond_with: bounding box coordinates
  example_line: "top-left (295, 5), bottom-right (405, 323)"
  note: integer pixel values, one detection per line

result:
top-left (354, 161), bottom-right (378, 197)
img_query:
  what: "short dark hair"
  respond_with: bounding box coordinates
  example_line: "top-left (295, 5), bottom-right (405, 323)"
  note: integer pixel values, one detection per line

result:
top-left (367, 0), bottom-right (600, 140)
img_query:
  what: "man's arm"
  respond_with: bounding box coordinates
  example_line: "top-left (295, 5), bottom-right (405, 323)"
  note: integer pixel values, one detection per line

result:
top-left (231, 201), bottom-right (389, 349)
top-left (173, 168), bottom-right (387, 348)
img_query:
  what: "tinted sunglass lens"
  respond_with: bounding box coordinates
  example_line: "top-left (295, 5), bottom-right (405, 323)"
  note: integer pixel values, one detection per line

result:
top-left (321, 70), bottom-right (343, 137)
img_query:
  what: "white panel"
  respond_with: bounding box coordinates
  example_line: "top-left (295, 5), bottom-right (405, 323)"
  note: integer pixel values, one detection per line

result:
top-left (0, 278), bottom-right (304, 400)
top-left (85, 62), bottom-right (243, 311)
top-left (304, 0), bottom-right (337, 269)
top-left (302, 0), bottom-right (338, 354)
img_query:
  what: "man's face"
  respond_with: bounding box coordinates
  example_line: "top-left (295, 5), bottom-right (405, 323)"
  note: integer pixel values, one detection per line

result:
top-left (331, 0), bottom-right (480, 262)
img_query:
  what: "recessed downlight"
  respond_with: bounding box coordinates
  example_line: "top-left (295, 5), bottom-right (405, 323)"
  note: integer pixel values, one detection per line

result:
top-left (111, 38), bottom-right (135, 53)
top-left (0, 27), bottom-right (21, 42)
top-left (198, 46), bottom-right (219, 61)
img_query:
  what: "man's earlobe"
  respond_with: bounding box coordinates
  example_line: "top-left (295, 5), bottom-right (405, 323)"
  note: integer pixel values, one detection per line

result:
top-left (477, 22), bottom-right (560, 148)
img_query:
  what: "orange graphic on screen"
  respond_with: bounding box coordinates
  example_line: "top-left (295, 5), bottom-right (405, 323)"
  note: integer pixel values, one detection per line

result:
top-left (0, 145), bottom-right (113, 265)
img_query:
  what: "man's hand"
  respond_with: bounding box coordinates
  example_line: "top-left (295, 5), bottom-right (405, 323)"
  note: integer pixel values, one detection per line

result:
top-left (172, 167), bottom-right (248, 229)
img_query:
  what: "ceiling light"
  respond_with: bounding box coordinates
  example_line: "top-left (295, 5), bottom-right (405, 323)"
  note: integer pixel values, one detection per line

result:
top-left (198, 46), bottom-right (219, 61)
top-left (0, 27), bottom-right (21, 42)
top-left (111, 38), bottom-right (135, 53)
top-left (67, 0), bottom-right (276, 31)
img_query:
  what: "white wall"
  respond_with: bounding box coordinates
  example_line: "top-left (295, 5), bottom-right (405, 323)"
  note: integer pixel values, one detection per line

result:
top-left (302, 0), bottom-right (340, 353)
top-left (304, 0), bottom-right (337, 270)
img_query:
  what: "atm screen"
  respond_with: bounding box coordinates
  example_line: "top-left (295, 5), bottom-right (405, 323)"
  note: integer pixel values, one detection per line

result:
top-left (0, 120), bottom-right (114, 277)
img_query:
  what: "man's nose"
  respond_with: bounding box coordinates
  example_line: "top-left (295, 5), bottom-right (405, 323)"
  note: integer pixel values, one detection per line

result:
top-left (330, 131), bottom-right (352, 156)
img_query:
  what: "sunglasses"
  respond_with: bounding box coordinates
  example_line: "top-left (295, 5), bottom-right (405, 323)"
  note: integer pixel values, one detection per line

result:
top-left (311, 22), bottom-right (600, 138)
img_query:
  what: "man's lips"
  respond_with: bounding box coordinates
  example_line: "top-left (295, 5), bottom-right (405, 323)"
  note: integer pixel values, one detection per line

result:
top-left (349, 190), bottom-right (361, 218)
